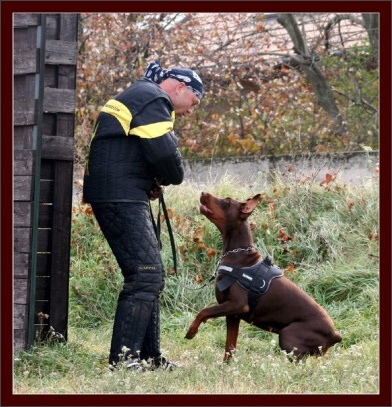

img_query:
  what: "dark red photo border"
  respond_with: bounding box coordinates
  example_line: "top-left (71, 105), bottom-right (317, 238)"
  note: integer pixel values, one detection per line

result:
top-left (2, 1), bottom-right (391, 406)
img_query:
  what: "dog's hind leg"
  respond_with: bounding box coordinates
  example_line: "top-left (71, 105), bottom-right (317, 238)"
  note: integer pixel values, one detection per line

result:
top-left (224, 315), bottom-right (241, 362)
top-left (278, 323), bottom-right (335, 360)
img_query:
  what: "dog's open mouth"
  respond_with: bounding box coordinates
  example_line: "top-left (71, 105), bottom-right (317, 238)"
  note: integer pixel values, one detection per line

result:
top-left (199, 204), bottom-right (213, 216)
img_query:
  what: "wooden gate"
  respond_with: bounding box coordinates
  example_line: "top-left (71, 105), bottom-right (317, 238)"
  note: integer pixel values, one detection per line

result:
top-left (13, 13), bottom-right (79, 350)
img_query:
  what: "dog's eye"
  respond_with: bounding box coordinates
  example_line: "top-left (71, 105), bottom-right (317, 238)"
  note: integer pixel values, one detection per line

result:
top-left (222, 198), bottom-right (231, 208)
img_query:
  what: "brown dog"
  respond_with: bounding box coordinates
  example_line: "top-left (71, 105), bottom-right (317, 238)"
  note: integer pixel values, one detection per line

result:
top-left (185, 192), bottom-right (342, 361)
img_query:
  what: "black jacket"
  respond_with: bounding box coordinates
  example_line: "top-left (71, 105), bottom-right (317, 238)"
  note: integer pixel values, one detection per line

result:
top-left (83, 78), bottom-right (184, 203)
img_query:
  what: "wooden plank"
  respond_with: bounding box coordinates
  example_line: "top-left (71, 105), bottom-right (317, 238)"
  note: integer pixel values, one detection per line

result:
top-left (58, 14), bottom-right (79, 42)
top-left (12, 13), bottom-right (79, 350)
top-left (43, 88), bottom-right (76, 114)
top-left (13, 14), bottom-right (40, 27)
top-left (40, 160), bottom-right (54, 179)
top-left (56, 113), bottom-right (76, 137)
top-left (45, 40), bottom-right (77, 65)
top-left (13, 176), bottom-right (34, 202)
top-left (36, 253), bottom-right (51, 277)
top-left (14, 304), bottom-right (28, 329)
top-left (14, 150), bottom-right (35, 176)
top-left (42, 112), bottom-right (57, 135)
top-left (14, 126), bottom-right (35, 150)
top-left (43, 65), bottom-right (57, 89)
top-left (14, 75), bottom-right (37, 100)
top-left (13, 25), bottom-right (39, 84)
top-left (14, 201), bottom-right (32, 227)
top-left (58, 64), bottom-right (77, 90)
top-left (35, 277), bottom-right (51, 301)
top-left (14, 227), bottom-right (32, 254)
top-left (13, 99), bottom-right (37, 126)
top-left (38, 203), bottom-right (53, 228)
top-left (49, 160), bottom-right (73, 337)
top-left (41, 135), bottom-right (74, 161)
top-left (14, 278), bottom-right (29, 304)
top-left (14, 48), bottom-right (39, 75)
top-left (38, 228), bottom-right (51, 254)
top-left (45, 14), bottom-right (59, 40)
top-left (43, 14), bottom-right (78, 340)
top-left (14, 253), bottom-right (30, 278)
top-left (14, 329), bottom-right (28, 350)
top-left (13, 25), bottom-right (38, 48)
top-left (40, 179), bottom-right (54, 203)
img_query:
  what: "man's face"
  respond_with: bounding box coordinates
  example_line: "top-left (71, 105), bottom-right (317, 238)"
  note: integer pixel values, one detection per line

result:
top-left (172, 82), bottom-right (201, 117)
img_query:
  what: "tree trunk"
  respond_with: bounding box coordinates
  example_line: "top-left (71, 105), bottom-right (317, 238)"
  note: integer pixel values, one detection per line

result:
top-left (277, 13), bottom-right (346, 135)
top-left (361, 13), bottom-right (379, 66)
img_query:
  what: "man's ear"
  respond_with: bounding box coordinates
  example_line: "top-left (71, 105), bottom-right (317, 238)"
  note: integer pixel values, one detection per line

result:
top-left (240, 194), bottom-right (261, 219)
top-left (177, 81), bottom-right (186, 93)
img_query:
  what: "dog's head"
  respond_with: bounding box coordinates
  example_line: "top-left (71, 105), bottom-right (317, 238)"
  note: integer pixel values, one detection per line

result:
top-left (199, 192), bottom-right (261, 232)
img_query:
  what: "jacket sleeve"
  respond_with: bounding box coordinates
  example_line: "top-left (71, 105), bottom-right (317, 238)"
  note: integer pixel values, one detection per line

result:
top-left (141, 131), bottom-right (184, 186)
top-left (130, 96), bottom-right (185, 186)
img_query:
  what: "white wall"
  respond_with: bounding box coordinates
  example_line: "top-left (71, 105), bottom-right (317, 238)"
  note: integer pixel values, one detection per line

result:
top-left (183, 151), bottom-right (379, 187)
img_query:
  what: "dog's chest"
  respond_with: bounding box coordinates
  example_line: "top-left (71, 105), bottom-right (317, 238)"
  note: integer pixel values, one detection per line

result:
top-left (216, 257), bottom-right (283, 296)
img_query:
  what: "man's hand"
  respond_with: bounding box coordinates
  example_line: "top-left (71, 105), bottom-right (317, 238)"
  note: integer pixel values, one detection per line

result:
top-left (149, 182), bottom-right (164, 201)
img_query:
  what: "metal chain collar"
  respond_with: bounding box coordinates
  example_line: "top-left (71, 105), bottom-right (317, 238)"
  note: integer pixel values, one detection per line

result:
top-left (220, 246), bottom-right (256, 260)
top-left (211, 246), bottom-right (257, 280)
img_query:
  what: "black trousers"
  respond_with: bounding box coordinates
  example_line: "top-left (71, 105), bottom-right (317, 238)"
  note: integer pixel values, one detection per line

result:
top-left (91, 201), bottom-right (164, 364)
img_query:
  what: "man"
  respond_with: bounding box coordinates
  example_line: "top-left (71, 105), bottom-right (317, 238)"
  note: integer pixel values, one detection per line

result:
top-left (83, 60), bottom-right (203, 371)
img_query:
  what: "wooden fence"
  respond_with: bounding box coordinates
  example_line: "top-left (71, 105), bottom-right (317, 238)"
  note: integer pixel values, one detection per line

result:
top-left (13, 13), bottom-right (78, 350)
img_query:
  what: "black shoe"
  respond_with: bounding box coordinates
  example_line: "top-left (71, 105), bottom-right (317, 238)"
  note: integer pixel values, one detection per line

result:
top-left (109, 357), bottom-right (145, 372)
top-left (125, 357), bottom-right (146, 372)
top-left (151, 355), bottom-right (178, 371)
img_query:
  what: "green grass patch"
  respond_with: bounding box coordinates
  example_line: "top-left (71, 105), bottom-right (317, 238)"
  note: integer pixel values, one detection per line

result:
top-left (14, 172), bottom-right (379, 394)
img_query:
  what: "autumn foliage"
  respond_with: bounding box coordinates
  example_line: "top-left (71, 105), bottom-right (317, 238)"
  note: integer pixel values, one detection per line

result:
top-left (75, 13), bottom-right (379, 165)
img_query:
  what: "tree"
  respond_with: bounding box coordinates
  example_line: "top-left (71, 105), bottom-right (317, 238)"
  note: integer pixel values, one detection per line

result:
top-left (323, 13), bottom-right (378, 67)
top-left (277, 13), bottom-right (345, 135)
top-left (361, 13), bottom-right (379, 65)
top-left (75, 13), bottom-right (378, 164)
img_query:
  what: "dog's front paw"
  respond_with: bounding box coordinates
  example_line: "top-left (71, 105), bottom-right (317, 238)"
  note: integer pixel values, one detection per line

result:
top-left (184, 327), bottom-right (197, 339)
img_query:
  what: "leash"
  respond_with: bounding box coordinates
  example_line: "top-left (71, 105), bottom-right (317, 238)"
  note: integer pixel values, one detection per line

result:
top-left (150, 191), bottom-right (177, 274)
top-left (184, 264), bottom-right (218, 290)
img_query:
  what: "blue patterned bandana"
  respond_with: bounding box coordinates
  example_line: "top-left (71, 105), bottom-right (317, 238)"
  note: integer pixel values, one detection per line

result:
top-left (144, 60), bottom-right (204, 100)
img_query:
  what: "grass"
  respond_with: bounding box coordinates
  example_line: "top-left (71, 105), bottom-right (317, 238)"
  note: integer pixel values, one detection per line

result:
top-left (12, 326), bottom-right (379, 394)
top-left (13, 169), bottom-right (380, 395)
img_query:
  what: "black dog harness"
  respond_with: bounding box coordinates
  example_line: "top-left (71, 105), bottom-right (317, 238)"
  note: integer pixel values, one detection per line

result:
top-left (216, 256), bottom-right (284, 315)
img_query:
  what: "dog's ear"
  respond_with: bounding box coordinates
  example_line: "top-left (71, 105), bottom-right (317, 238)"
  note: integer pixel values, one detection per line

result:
top-left (240, 194), bottom-right (261, 218)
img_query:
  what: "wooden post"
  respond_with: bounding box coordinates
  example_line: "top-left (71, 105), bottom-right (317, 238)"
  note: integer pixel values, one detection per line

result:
top-left (13, 13), bottom-right (78, 350)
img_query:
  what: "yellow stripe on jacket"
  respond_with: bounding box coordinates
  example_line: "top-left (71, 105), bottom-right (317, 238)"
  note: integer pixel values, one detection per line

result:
top-left (130, 121), bottom-right (174, 139)
top-left (131, 110), bottom-right (175, 139)
top-left (100, 99), bottom-right (132, 135)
